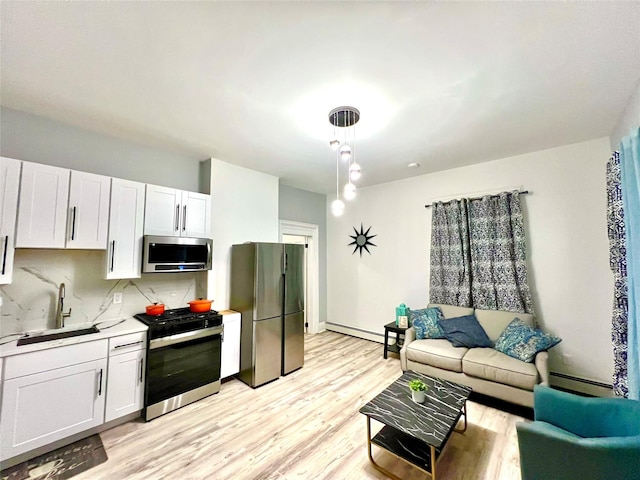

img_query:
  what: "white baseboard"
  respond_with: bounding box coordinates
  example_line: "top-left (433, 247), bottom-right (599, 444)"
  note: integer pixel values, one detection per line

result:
top-left (325, 322), bottom-right (383, 343)
top-left (550, 372), bottom-right (614, 397)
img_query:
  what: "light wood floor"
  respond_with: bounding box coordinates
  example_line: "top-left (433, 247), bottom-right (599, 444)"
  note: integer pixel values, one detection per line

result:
top-left (76, 331), bottom-right (527, 480)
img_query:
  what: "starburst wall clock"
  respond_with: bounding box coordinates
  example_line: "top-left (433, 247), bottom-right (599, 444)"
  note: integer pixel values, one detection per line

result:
top-left (349, 223), bottom-right (377, 256)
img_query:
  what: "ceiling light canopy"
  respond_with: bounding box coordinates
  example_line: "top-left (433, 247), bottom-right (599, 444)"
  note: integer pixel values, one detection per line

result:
top-left (291, 82), bottom-right (395, 142)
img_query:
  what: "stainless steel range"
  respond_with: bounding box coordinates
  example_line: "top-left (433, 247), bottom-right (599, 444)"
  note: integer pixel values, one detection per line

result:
top-left (134, 307), bottom-right (223, 421)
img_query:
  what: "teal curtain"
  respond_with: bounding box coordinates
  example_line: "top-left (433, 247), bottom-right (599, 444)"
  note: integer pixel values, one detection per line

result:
top-left (620, 128), bottom-right (640, 400)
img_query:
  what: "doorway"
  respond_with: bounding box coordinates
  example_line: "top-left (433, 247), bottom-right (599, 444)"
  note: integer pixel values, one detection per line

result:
top-left (279, 220), bottom-right (320, 334)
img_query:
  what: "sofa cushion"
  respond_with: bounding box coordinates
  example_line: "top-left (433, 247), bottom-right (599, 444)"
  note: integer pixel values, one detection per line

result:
top-left (494, 318), bottom-right (562, 363)
top-left (406, 339), bottom-right (468, 372)
top-left (428, 303), bottom-right (474, 319)
top-left (411, 307), bottom-right (445, 339)
top-left (474, 308), bottom-right (535, 342)
top-left (462, 348), bottom-right (539, 390)
top-left (438, 314), bottom-right (493, 348)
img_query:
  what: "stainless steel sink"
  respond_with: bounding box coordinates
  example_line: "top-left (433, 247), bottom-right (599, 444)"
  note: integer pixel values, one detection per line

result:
top-left (17, 325), bottom-right (99, 346)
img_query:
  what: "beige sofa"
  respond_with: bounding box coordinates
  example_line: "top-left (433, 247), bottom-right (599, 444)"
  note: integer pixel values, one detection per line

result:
top-left (400, 303), bottom-right (549, 407)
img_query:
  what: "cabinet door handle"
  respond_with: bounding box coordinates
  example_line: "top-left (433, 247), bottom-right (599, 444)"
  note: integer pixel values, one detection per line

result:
top-left (175, 204), bottom-right (180, 231)
top-left (71, 206), bottom-right (77, 240)
top-left (97, 368), bottom-right (103, 396)
top-left (182, 205), bottom-right (187, 231)
top-left (113, 340), bottom-right (143, 349)
top-left (110, 240), bottom-right (116, 272)
top-left (1, 235), bottom-right (8, 275)
top-left (139, 358), bottom-right (144, 383)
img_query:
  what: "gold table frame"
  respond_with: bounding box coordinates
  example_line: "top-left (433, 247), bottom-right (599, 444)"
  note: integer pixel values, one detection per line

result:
top-left (365, 402), bottom-right (467, 480)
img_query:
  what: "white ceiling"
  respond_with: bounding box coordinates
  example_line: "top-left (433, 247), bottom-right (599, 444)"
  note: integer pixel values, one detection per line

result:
top-left (1, 1), bottom-right (639, 194)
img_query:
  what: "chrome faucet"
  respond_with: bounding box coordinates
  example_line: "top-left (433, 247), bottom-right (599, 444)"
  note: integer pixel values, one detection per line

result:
top-left (55, 283), bottom-right (72, 328)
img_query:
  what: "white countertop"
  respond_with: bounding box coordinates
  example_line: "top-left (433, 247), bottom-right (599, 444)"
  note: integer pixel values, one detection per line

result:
top-left (0, 317), bottom-right (148, 358)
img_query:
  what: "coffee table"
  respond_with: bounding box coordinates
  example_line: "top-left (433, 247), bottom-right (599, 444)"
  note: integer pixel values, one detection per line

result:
top-left (359, 371), bottom-right (472, 480)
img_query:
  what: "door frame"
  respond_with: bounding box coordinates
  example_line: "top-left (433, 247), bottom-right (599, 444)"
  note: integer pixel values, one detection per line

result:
top-left (279, 220), bottom-right (320, 334)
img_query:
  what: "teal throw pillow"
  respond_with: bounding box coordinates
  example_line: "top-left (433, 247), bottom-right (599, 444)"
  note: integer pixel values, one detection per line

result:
top-left (410, 307), bottom-right (445, 340)
top-left (438, 314), bottom-right (493, 348)
top-left (494, 318), bottom-right (562, 363)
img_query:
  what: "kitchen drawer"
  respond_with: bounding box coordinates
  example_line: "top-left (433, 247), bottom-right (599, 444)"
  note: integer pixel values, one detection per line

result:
top-left (4, 339), bottom-right (108, 380)
top-left (109, 331), bottom-right (146, 355)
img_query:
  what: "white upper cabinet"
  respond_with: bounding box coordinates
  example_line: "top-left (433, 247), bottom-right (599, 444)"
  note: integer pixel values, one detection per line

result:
top-left (182, 190), bottom-right (211, 238)
top-left (143, 185), bottom-right (182, 236)
top-left (16, 162), bottom-right (70, 248)
top-left (66, 171), bottom-right (111, 249)
top-left (16, 163), bottom-right (110, 249)
top-left (106, 178), bottom-right (145, 279)
top-left (144, 184), bottom-right (211, 238)
top-left (0, 157), bottom-right (21, 284)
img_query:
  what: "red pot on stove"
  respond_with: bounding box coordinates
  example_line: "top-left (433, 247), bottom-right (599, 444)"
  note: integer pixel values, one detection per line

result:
top-left (188, 298), bottom-right (214, 313)
top-left (145, 303), bottom-right (165, 316)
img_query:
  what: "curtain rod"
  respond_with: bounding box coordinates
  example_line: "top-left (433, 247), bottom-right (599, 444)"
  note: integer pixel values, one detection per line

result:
top-left (424, 190), bottom-right (530, 208)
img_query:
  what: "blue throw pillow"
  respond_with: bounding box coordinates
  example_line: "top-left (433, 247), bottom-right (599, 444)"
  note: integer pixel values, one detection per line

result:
top-left (410, 307), bottom-right (445, 340)
top-left (438, 314), bottom-right (492, 348)
top-left (494, 318), bottom-right (562, 363)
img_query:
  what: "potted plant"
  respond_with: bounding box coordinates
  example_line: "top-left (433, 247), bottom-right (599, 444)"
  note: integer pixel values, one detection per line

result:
top-left (409, 379), bottom-right (427, 404)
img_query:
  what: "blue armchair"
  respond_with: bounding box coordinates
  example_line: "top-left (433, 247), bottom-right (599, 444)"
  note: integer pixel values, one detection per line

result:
top-left (516, 385), bottom-right (640, 480)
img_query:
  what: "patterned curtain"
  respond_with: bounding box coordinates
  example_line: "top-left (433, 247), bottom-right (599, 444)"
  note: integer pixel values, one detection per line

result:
top-left (429, 200), bottom-right (472, 307)
top-left (429, 191), bottom-right (534, 313)
top-left (468, 191), bottom-right (535, 314)
top-left (606, 151), bottom-right (629, 398)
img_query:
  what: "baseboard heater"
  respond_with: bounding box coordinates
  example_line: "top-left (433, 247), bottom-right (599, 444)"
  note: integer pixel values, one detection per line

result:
top-left (550, 372), bottom-right (613, 397)
top-left (326, 322), bottom-right (384, 343)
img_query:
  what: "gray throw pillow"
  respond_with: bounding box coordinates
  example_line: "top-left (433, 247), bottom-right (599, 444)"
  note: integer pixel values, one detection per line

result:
top-left (438, 314), bottom-right (492, 348)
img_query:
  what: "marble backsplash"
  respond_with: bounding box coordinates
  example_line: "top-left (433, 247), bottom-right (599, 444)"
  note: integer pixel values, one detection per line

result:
top-left (0, 249), bottom-right (207, 335)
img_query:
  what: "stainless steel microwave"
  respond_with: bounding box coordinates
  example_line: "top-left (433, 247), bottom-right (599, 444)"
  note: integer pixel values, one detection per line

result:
top-left (142, 235), bottom-right (212, 273)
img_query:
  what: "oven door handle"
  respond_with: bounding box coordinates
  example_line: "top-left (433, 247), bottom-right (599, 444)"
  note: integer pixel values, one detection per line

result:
top-left (149, 326), bottom-right (223, 349)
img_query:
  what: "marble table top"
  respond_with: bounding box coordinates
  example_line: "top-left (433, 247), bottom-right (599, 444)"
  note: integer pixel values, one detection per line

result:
top-left (359, 371), bottom-right (472, 448)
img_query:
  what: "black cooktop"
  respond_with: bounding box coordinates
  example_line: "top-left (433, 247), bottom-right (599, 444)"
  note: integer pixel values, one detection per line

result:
top-left (134, 307), bottom-right (222, 340)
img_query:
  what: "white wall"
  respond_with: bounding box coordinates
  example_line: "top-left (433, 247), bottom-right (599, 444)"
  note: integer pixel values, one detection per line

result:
top-left (610, 78), bottom-right (640, 149)
top-left (327, 137), bottom-right (613, 384)
top-left (0, 107), bottom-right (202, 192)
top-left (208, 159), bottom-right (279, 310)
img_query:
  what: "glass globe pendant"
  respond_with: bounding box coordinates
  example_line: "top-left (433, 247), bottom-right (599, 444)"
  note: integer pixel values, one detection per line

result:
top-left (349, 162), bottom-right (361, 181)
top-left (343, 182), bottom-right (356, 200)
top-left (329, 139), bottom-right (340, 151)
top-left (331, 198), bottom-right (345, 216)
top-left (339, 145), bottom-right (352, 161)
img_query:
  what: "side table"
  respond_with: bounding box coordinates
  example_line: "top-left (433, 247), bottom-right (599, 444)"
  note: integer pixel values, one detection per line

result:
top-left (383, 321), bottom-right (408, 359)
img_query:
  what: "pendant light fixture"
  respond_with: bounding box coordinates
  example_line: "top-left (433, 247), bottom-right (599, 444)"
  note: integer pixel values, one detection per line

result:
top-left (328, 106), bottom-right (361, 216)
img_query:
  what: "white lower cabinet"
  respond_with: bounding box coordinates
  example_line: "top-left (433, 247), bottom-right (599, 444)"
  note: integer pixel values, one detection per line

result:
top-left (0, 341), bottom-right (108, 461)
top-left (105, 332), bottom-right (146, 422)
top-left (221, 310), bottom-right (241, 379)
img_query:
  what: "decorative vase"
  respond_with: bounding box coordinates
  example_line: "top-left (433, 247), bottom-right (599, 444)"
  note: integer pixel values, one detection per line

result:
top-left (411, 389), bottom-right (426, 404)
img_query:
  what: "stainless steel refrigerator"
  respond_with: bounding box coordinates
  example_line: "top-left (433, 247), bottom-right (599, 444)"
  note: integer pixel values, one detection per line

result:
top-left (230, 242), bottom-right (305, 387)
